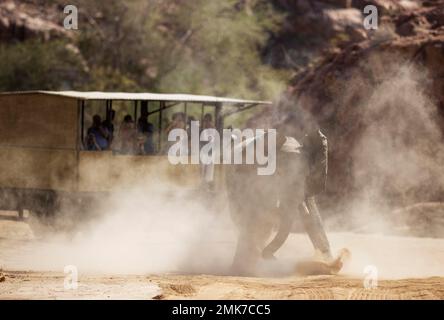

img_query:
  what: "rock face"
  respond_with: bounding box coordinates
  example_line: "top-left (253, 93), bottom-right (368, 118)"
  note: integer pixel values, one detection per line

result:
top-left (0, 1), bottom-right (67, 41)
top-left (265, 1), bottom-right (435, 70)
top-left (265, 0), bottom-right (444, 211)
top-left (265, 0), bottom-right (367, 68)
top-left (353, 0), bottom-right (420, 13)
top-left (265, 0), bottom-right (420, 69)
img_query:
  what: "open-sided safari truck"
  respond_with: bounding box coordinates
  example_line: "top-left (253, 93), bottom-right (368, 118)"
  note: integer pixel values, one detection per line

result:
top-left (0, 91), bottom-right (270, 228)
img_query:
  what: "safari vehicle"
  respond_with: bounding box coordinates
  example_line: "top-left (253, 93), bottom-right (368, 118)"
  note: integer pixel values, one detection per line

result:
top-left (0, 91), bottom-right (270, 226)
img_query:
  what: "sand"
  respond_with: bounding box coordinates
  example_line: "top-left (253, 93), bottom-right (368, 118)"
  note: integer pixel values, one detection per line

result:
top-left (1, 271), bottom-right (443, 300)
top-left (0, 211), bottom-right (443, 300)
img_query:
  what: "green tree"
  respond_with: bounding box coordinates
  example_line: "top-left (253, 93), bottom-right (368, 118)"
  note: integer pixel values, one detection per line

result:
top-left (0, 0), bottom-right (288, 102)
top-left (0, 40), bottom-right (86, 91)
top-left (76, 0), bottom-right (287, 98)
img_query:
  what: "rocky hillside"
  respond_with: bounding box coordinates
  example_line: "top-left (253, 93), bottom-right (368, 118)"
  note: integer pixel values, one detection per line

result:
top-left (256, 0), bottom-right (444, 212)
top-left (0, 0), bottom-right (421, 70)
top-left (265, 0), bottom-right (422, 70)
top-left (0, 1), bottom-right (67, 41)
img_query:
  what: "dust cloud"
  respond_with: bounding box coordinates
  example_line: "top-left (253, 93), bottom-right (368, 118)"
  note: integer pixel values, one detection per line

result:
top-left (316, 58), bottom-right (444, 278)
top-left (2, 181), bottom-right (237, 275)
top-left (339, 59), bottom-right (444, 232)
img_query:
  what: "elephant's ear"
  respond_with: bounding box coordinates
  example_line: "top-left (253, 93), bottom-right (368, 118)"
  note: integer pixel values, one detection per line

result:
top-left (280, 136), bottom-right (302, 153)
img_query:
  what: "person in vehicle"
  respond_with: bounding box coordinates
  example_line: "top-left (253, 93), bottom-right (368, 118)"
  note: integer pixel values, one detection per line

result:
top-left (117, 115), bottom-right (137, 154)
top-left (162, 112), bottom-right (187, 154)
top-left (86, 114), bottom-right (110, 151)
top-left (85, 132), bottom-right (101, 151)
top-left (102, 109), bottom-right (116, 146)
top-left (137, 111), bottom-right (155, 155)
top-left (202, 113), bottom-right (215, 130)
top-left (166, 112), bottom-right (187, 133)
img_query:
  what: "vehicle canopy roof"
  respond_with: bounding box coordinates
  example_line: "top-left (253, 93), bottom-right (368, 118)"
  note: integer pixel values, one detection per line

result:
top-left (0, 91), bottom-right (272, 106)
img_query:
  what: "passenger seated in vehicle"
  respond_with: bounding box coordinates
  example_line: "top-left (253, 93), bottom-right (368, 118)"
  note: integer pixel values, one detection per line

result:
top-left (163, 112), bottom-right (187, 154)
top-left (166, 112), bottom-right (187, 132)
top-left (137, 112), bottom-right (156, 155)
top-left (86, 114), bottom-right (110, 151)
top-left (102, 109), bottom-right (116, 146)
top-left (202, 113), bottom-right (215, 130)
top-left (86, 133), bottom-right (101, 151)
top-left (117, 115), bottom-right (137, 154)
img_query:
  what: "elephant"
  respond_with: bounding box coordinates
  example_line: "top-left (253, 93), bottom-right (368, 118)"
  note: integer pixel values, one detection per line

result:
top-left (225, 129), bottom-right (333, 276)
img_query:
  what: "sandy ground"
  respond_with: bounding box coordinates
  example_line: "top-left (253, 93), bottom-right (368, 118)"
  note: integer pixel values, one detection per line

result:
top-left (1, 271), bottom-right (443, 300)
top-left (1, 211), bottom-right (444, 300)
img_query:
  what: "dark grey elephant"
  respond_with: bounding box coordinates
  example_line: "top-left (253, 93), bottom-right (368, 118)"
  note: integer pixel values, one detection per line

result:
top-left (225, 130), bottom-right (332, 276)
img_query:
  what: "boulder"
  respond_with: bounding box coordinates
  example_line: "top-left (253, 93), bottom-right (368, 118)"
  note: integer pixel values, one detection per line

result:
top-left (0, 1), bottom-right (68, 41)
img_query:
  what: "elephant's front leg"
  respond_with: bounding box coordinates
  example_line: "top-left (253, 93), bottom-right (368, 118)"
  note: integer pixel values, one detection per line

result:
top-left (231, 211), bottom-right (274, 276)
